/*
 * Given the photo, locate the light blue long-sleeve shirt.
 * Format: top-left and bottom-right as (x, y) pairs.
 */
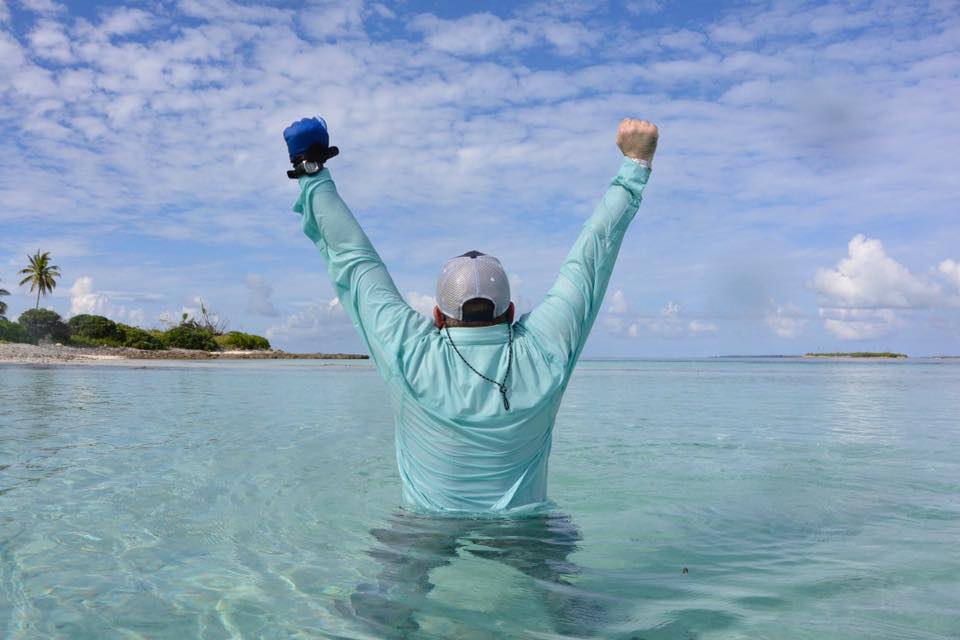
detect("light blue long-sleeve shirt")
(294, 159), (650, 513)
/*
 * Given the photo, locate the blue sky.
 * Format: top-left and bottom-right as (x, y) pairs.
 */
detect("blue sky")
(1, 0), (958, 356)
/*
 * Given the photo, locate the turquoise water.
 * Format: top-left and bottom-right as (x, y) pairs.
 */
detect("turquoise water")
(1, 358), (959, 639)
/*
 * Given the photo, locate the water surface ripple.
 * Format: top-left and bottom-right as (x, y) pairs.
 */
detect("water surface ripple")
(1, 358), (958, 638)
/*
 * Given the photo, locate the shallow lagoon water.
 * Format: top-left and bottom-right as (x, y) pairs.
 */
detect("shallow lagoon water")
(1, 358), (959, 639)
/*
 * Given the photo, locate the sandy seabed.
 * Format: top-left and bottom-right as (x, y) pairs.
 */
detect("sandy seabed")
(0, 342), (367, 365)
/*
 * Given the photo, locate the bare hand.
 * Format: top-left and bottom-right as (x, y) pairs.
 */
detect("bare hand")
(617, 118), (659, 164)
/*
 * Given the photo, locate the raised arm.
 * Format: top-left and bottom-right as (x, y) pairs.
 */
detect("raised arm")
(285, 119), (432, 375)
(520, 119), (658, 375)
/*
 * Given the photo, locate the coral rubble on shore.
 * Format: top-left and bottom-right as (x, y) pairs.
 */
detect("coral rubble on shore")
(0, 342), (367, 364)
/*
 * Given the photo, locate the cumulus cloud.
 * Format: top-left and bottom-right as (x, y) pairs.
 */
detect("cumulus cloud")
(820, 308), (900, 341)
(812, 235), (941, 309)
(606, 289), (628, 314)
(245, 274), (279, 317)
(69, 276), (146, 325)
(811, 235), (960, 339)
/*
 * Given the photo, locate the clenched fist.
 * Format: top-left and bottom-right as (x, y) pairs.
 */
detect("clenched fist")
(617, 118), (659, 164)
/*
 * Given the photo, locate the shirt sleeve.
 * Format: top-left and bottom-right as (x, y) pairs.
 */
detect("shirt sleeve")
(519, 158), (651, 376)
(293, 169), (433, 377)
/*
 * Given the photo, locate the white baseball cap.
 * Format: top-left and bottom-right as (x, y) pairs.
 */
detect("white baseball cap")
(436, 251), (511, 321)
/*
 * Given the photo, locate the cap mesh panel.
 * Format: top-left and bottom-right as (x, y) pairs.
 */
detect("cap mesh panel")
(436, 255), (510, 320)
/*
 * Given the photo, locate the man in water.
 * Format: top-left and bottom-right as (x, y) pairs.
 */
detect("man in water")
(284, 117), (658, 514)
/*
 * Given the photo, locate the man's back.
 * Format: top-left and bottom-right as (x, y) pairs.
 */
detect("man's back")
(288, 118), (657, 513)
(395, 322), (566, 511)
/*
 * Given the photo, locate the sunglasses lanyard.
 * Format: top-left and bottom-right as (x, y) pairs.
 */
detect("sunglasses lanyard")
(444, 324), (513, 411)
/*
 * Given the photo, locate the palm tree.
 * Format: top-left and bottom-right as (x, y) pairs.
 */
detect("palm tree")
(18, 251), (62, 309)
(0, 279), (9, 318)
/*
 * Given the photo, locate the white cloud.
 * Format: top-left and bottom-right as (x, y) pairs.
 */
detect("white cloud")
(265, 296), (354, 343)
(405, 291), (436, 318)
(100, 8), (156, 36)
(507, 272), (532, 317)
(626, 0), (663, 15)
(765, 301), (808, 339)
(606, 289), (628, 314)
(599, 289), (630, 335)
(1, 1), (958, 354)
(69, 276), (146, 325)
(410, 12), (532, 56)
(0, 1), (10, 23)
(70, 276), (108, 316)
(0, 31), (25, 69)
(409, 10), (597, 56)
(17, 0), (64, 15)
(642, 302), (718, 337)
(820, 307), (900, 341)
(176, 0), (289, 23)
(298, 0), (365, 39)
(606, 297), (718, 339)
(812, 235), (942, 309)
(659, 29), (705, 51)
(708, 22), (755, 44)
(27, 19), (72, 63)
(244, 274), (279, 317)
(939, 259), (960, 290)
(637, 301), (718, 337)
(810, 236), (959, 339)
(687, 320), (718, 335)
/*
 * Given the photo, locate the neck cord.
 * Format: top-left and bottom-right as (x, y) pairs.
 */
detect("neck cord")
(444, 323), (513, 411)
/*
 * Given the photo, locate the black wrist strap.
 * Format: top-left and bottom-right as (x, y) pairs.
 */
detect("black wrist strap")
(286, 145), (340, 179)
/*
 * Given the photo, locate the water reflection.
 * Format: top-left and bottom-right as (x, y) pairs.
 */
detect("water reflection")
(341, 509), (605, 638)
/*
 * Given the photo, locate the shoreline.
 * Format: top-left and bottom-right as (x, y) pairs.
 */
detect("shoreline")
(0, 343), (368, 365)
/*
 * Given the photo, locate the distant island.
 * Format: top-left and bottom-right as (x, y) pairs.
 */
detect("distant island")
(804, 352), (907, 359)
(1, 307), (369, 362)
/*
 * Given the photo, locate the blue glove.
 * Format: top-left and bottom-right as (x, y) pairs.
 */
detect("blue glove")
(283, 117), (339, 178)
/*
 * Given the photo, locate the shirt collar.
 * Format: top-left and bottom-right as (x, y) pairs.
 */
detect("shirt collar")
(443, 323), (511, 345)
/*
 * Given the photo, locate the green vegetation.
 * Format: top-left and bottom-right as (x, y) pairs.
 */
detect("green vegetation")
(18, 308), (70, 343)
(216, 331), (271, 351)
(161, 322), (220, 351)
(0, 318), (30, 343)
(1, 255), (271, 352)
(804, 352), (907, 358)
(0, 311), (271, 351)
(117, 324), (164, 350)
(18, 251), (61, 309)
(0, 278), (9, 318)
(65, 319), (165, 350)
(68, 314), (122, 342)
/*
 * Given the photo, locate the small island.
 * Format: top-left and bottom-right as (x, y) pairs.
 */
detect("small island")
(1, 305), (368, 364)
(804, 352), (907, 359)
